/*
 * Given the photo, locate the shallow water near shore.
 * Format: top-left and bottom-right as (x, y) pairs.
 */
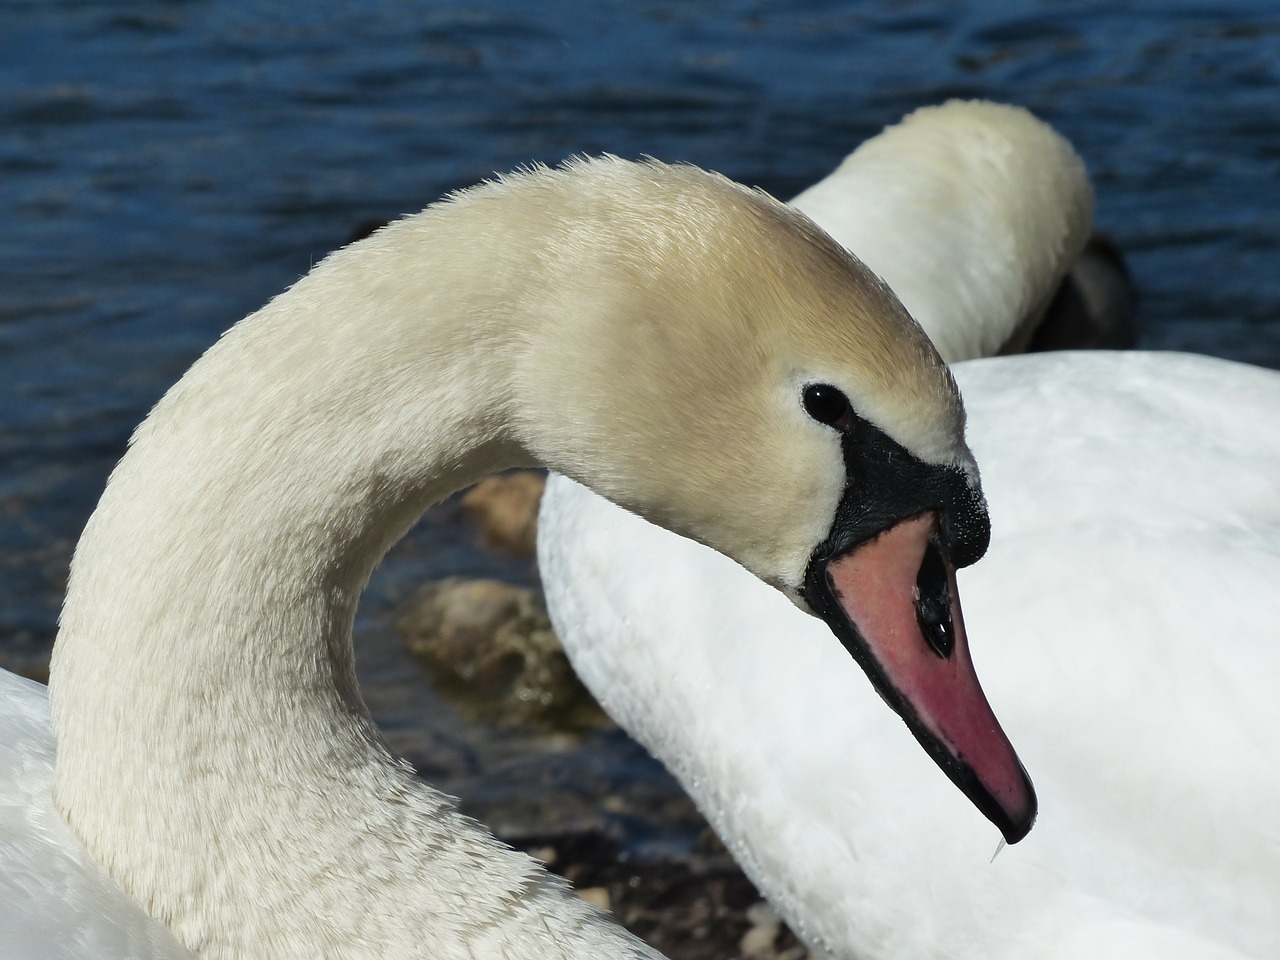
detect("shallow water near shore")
(2, 0), (1279, 940)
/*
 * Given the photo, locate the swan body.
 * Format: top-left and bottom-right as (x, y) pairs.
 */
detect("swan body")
(0, 669), (193, 959)
(539, 105), (1280, 958)
(3, 155), (1027, 958)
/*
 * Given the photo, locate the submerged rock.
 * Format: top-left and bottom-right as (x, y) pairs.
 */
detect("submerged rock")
(461, 470), (547, 557)
(397, 576), (606, 729)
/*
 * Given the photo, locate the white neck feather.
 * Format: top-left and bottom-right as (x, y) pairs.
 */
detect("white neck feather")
(49, 169), (663, 960)
(791, 101), (1092, 362)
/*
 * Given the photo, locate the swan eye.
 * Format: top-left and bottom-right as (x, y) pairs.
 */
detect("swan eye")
(802, 383), (853, 430)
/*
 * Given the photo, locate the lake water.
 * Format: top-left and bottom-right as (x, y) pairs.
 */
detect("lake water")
(2, 0), (1279, 853)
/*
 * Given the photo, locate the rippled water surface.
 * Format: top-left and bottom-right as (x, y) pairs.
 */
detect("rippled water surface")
(3, 0), (1279, 847)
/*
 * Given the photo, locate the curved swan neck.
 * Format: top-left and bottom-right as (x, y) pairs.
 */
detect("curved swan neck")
(45, 156), (962, 960)
(48, 166), (665, 960)
(55, 208), (532, 727)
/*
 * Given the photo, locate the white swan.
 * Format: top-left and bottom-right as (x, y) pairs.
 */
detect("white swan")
(0, 156), (1034, 959)
(539, 110), (1280, 957)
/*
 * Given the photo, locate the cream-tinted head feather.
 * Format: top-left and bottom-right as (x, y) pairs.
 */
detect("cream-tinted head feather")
(496, 157), (968, 593)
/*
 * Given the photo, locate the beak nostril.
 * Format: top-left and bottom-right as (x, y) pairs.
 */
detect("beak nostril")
(915, 541), (955, 659)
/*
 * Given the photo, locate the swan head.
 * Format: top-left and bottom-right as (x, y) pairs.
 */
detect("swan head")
(514, 157), (1035, 842)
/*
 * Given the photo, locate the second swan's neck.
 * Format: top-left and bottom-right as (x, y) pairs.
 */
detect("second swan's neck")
(49, 172), (659, 960)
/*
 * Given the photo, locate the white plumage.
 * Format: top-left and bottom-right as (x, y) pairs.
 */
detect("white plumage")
(540, 103), (1280, 959)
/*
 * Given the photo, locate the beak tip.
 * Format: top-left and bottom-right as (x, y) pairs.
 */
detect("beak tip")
(808, 513), (1039, 846)
(987, 764), (1038, 845)
(1000, 808), (1036, 845)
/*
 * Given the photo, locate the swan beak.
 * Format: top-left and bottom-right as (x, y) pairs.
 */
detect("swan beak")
(811, 512), (1037, 843)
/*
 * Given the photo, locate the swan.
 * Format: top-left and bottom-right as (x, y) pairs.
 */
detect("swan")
(539, 112), (1280, 957)
(0, 156), (1035, 959)
(784, 100), (1093, 362)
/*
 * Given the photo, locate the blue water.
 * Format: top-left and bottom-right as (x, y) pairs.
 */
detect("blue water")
(3, 0), (1279, 842)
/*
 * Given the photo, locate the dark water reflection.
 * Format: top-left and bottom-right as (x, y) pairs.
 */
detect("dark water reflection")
(2, 0), (1278, 850)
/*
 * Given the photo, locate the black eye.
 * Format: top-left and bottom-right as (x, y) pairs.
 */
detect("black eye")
(802, 383), (853, 430)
